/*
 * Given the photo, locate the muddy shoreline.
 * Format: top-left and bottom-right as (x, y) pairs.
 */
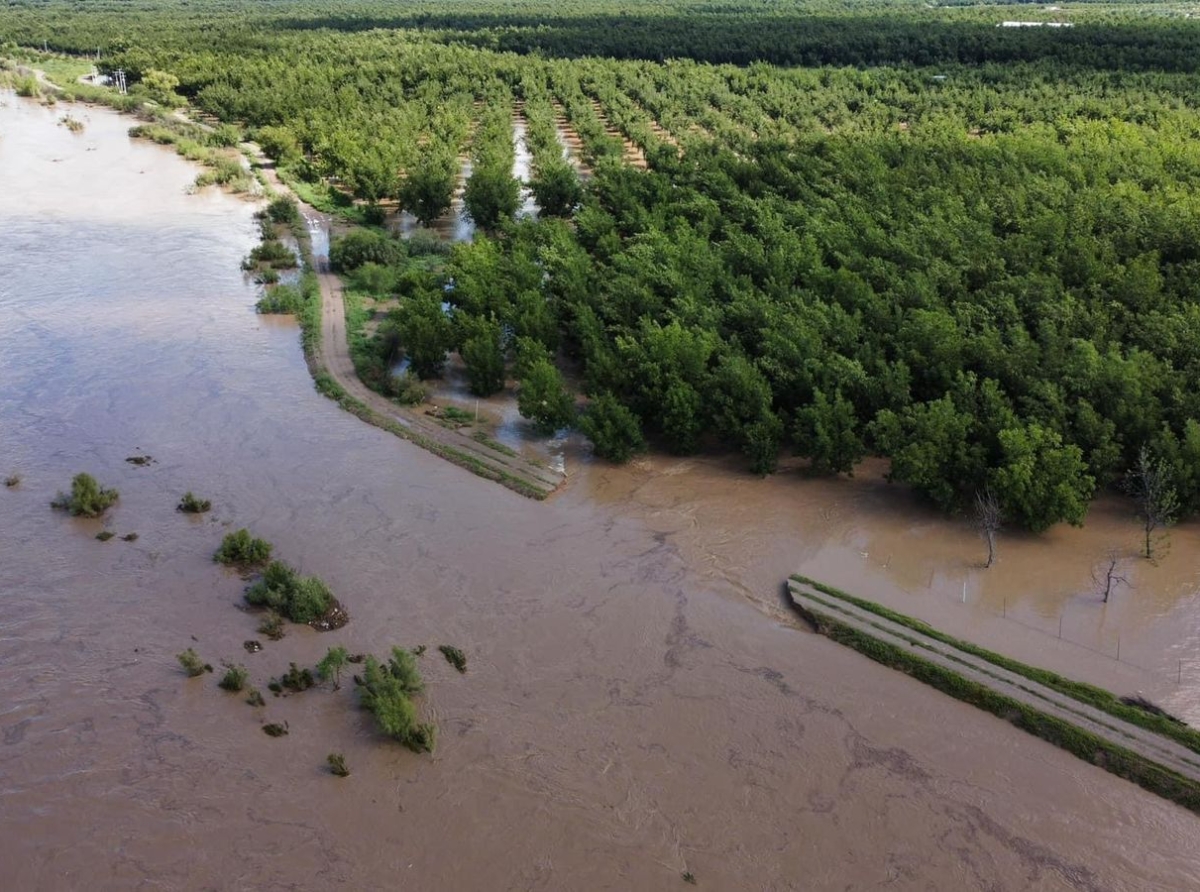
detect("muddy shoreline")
(2, 92), (1200, 890)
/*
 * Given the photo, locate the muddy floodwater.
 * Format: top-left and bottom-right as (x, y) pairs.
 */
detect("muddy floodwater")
(3, 95), (1200, 891)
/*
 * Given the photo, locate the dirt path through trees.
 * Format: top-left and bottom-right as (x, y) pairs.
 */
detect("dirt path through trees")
(311, 256), (565, 496)
(249, 147), (565, 498)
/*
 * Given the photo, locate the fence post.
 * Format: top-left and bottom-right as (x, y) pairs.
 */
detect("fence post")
(1116, 635), (1121, 662)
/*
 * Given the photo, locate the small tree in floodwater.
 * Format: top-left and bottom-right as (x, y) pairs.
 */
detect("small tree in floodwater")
(1094, 549), (1130, 604)
(51, 473), (119, 517)
(1124, 445), (1179, 561)
(317, 645), (350, 690)
(973, 486), (1002, 569)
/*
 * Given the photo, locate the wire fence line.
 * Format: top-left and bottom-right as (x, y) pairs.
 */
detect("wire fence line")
(929, 578), (1197, 690)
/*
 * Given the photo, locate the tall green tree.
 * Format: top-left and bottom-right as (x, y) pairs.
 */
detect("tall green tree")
(1124, 445), (1179, 560)
(532, 160), (583, 218)
(463, 163), (520, 231)
(661, 379), (704, 455)
(580, 392), (645, 463)
(870, 397), (983, 514)
(391, 291), (454, 380)
(459, 316), (506, 397)
(399, 155), (456, 227)
(992, 423), (1095, 533)
(793, 388), (864, 476)
(708, 353), (782, 475)
(518, 359), (575, 434)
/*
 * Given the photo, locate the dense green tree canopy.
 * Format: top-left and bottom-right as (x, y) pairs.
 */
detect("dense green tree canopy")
(11, 0), (1200, 528)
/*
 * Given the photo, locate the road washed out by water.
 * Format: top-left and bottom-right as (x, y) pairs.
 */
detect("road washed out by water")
(2, 94), (1199, 890)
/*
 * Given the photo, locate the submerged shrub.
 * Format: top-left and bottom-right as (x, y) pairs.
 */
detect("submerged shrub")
(177, 648), (209, 677)
(245, 688), (265, 707)
(218, 663), (249, 692)
(580, 393), (646, 464)
(195, 156), (248, 189)
(177, 491), (212, 513)
(273, 662), (315, 693)
(327, 753), (350, 777)
(408, 722), (437, 753)
(257, 611), (285, 641)
(95, 530), (115, 542)
(360, 659), (417, 734)
(256, 284), (304, 314)
(438, 645), (467, 673)
(52, 472), (119, 517)
(265, 196), (302, 228)
(387, 646), (424, 695)
(358, 649), (434, 753)
(262, 722), (288, 737)
(244, 561), (337, 625)
(242, 239), (297, 270)
(387, 370), (428, 406)
(330, 228), (402, 272)
(213, 529), (272, 567)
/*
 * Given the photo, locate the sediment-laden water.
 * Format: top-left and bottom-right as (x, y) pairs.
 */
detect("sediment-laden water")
(2, 94), (1199, 890)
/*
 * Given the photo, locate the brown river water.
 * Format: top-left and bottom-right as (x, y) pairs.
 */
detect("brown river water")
(2, 95), (1199, 891)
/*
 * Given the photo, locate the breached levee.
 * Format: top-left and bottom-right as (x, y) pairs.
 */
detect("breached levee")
(787, 575), (1200, 815)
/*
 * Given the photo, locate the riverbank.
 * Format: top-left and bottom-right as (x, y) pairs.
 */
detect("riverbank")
(9, 53), (568, 501)
(241, 150), (566, 499)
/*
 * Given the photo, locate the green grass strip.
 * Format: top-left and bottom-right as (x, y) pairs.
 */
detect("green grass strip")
(274, 166), (374, 226)
(471, 430), (519, 457)
(790, 575), (1200, 756)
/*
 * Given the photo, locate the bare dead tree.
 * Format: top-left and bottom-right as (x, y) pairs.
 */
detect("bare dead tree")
(1124, 445), (1179, 560)
(973, 486), (1002, 569)
(1093, 549), (1130, 603)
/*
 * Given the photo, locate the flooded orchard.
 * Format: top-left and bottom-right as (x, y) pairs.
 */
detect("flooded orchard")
(2, 95), (1199, 890)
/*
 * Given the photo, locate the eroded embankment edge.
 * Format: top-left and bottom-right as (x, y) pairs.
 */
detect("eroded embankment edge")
(786, 576), (1200, 816)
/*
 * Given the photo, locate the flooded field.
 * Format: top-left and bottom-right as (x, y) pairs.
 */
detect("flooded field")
(512, 112), (538, 220)
(2, 94), (1199, 890)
